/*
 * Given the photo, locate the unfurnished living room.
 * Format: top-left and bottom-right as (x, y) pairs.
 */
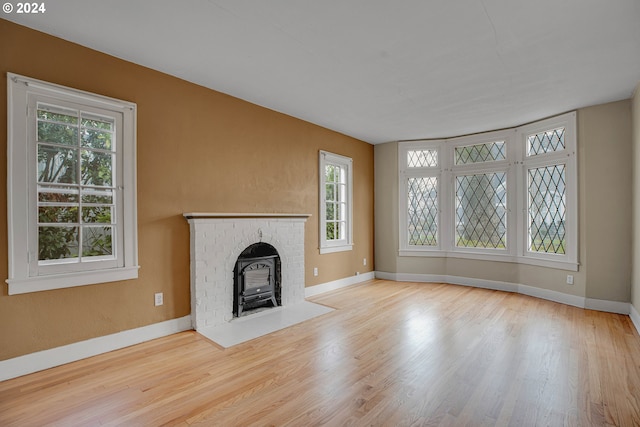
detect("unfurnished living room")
(1, 1), (640, 426)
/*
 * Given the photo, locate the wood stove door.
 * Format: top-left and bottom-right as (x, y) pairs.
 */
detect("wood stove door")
(242, 263), (272, 297)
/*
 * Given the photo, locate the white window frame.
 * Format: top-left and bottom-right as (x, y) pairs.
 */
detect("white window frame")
(398, 112), (578, 271)
(447, 130), (516, 257)
(319, 150), (353, 254)
(517, 113), (578, 268)
(399, 141), (443, 251)
(6, 73), (139, 294)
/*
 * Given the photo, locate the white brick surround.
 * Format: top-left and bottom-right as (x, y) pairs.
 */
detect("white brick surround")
(184, 213), (310, 330)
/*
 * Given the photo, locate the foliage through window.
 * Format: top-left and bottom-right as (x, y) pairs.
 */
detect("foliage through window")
(7, 73), (138, 294)
(455, 172), (507, 249)
(407, 176), (438, 246)
(37, 104), (116, 262)
(319, 151), (353, 254)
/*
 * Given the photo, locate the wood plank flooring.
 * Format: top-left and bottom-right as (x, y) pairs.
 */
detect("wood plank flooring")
(1, 279), (640, 426)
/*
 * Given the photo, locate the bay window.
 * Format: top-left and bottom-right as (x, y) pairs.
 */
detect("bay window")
(399, 112), (577, 270)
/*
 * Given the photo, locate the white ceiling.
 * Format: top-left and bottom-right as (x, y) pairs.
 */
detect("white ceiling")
(5, 0), (640, 144)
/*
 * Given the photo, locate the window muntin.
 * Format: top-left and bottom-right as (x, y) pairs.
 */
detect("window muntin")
(407, 149), (438, 168)
(7, 73), (138, 294)
(454, 141), (506, 165)
(527, 164), (566, 254)
(398, 112), (577, 270)
(527, 127), (565, 156)
(37, 103), (117, 264)
(455, 172), (507, 249)
(407, 176), (438, 246)
(324, 163), (347, 242)
(319, 151), (353, 254)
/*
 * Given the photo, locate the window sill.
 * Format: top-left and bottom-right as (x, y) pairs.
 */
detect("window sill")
(398, 249), (578, 271)
(320, 244), (354, 254)
(6, 266), (140, 295)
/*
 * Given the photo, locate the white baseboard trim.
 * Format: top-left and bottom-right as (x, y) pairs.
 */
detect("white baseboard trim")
(305, 272), (375, 298)
(518, 283), (586, 309)
(585, 298), (630, 315)
(449, 275), (518, 293)
(0, 315), (192, 382)
(630, 305), (640, 336)
(375, 271), (631, 315)
(375, 271), (448, 284)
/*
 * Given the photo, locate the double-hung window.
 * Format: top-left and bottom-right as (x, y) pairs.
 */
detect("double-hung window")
(7, 73), (138, 294)
(319, 151), (353, 254)
(399, 112), (577, 270)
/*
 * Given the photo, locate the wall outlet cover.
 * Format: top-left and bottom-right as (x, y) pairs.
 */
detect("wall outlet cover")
(154, 292), (164, 306)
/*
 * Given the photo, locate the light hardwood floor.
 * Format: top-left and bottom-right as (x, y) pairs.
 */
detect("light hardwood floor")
(1, 279), (640, 426)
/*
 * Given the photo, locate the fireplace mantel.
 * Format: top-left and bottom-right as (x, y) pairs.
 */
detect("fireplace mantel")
(184, 212), (311, 220)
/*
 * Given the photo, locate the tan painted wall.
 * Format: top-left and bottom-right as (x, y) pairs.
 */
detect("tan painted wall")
(580, 100), (632, 301)
(375, 100), (632, 302)
(632, 84), (640, 311)
(0, 20), (374, 360)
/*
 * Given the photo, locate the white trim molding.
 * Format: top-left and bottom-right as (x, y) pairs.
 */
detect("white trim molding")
(305, 272), (375, 298)
(319, 151), (354, 254)
(6, 73), (139, 295)
(375, 271), (630, 315)
(630, 304), (640, 336)
(0, 315), (192, 382)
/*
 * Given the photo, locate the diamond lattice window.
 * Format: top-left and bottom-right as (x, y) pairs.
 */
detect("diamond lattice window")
(528, 165), (566, 254)
(455, 173), (507, 249)
(455, 141), (506, 165)
(527, 127), (565, 156)
(407, 177), (438, 246)
(408, 149), (438, 168)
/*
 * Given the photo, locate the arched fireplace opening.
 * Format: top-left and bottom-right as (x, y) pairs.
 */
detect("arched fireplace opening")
(233, 242), (281, 317)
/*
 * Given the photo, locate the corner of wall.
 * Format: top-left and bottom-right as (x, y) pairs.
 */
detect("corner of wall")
(632, 82), (640, 312)
(631, 304), (640, 337)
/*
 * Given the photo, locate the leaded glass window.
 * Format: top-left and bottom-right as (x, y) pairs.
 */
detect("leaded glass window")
(455, 173), (507, 249)
(454, 141), (506, 165)
(398, 112), (576, 269)
(528, 165), (566, 254)
(407, 177), (438, 246)
(407, 149), (438, 168)
(527, 127), (565, 156)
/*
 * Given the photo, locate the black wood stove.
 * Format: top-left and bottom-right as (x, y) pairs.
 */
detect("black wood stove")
(233, 243), (281, 317)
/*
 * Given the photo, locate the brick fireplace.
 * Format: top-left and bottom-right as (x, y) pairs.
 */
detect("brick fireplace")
(184, 213), (310, 331)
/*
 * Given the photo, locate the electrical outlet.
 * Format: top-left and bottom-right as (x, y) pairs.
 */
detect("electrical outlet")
(363, 258), (367, 266)
(154, 292), (164, 306)
(566, 275), (574, 285)
(313, 267), (318, 277)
